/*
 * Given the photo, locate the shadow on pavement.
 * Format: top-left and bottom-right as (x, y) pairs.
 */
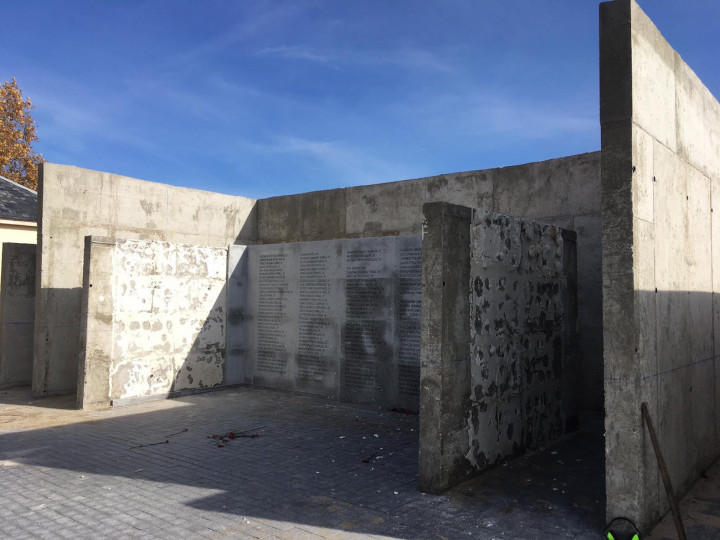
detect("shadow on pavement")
(0, 387), (605, 539)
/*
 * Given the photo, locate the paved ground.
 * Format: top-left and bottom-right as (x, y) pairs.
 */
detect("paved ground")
(649, 461), (720, 540)
(1, 386), (605, 539)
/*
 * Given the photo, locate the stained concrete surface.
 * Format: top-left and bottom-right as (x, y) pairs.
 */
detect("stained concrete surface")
(2, 386), (604, 539)
(600, 0), (720, 529)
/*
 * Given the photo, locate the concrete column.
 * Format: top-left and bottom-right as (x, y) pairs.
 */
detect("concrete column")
(418, 202), (472, 494)
(77, 236), (116, 410)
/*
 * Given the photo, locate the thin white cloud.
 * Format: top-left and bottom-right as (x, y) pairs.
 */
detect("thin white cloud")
(164, 3), (304, 70)
(257, 46), (333, 64)
(30, 81), (169, 159)
(241, 135), (408, 187)
(255, 44), (457, 74)
(399, 88), (597, 142)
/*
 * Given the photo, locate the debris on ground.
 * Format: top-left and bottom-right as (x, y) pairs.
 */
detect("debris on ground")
(390, 407), (416, 415)
(129, 428), (188, 449)
(208, 427), (264, 448)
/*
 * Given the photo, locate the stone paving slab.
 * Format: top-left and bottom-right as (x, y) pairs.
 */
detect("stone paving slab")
(1, 386), (605, 539)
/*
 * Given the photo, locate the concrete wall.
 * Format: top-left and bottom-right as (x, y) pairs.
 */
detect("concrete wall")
(0, 220), (37, 299)
(258, 152), (603, 411)
(227, 235), (421, 410)
(601, 0), (720, 531)
(78, 237), (228, 409)
(419, 203), (472, 493)
(419, 203), (577, 493)
(0, 243), (36, 388)
(33, 163), (256, 396)
(466, 212), (577, 472)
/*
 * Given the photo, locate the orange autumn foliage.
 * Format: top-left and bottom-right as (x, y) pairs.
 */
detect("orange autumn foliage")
(0, 78), (43, 190)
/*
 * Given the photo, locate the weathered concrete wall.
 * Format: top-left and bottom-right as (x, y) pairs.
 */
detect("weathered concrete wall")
(34, 163), (256, 396)
(0, 243), (36, 388)
(258, 152), (603, 411)
(0, 220), (37, 304)
(466, 212), (577, 473)
(227, 235), (421, 410)
(419, 203), (577, 493)
(78, 237), (227, 409)
(601, 0), (720, 531)
(418, 203), (472, 494)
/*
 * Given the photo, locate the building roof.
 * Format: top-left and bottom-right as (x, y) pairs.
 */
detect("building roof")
(0, 175), (38, 223)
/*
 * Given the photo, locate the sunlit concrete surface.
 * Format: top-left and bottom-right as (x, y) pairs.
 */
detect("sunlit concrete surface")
(1, 387), (604, 539)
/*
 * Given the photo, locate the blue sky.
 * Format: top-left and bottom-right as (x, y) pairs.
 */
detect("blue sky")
(3, 1), (719, 199)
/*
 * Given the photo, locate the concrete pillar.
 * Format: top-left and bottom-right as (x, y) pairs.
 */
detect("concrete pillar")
(77, 236), (116, 410)
(418, 202), (472, 494)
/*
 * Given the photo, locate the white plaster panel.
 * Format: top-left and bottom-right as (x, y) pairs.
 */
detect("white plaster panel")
(107, 239), (227, 402)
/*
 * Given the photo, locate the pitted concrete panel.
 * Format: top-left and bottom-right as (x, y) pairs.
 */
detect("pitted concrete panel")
(0, 243), (36, 388)
(78, 238), (228, 408)
(229, 235), (421, 410)
(418, 203), (576, 494)
(466, 212), (575, 472)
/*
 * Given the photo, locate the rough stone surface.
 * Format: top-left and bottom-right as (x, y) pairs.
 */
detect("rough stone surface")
(228, 235), (421, 411)
(601, 0), (720, 531)
(466, 212), (577, 473)
(0, 243), (36, 388)
(34, 164), (256, 397)
(78, 238), (228, 409)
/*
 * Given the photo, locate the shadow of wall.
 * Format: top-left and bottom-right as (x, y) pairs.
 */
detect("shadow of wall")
(0, 387), (605, 538)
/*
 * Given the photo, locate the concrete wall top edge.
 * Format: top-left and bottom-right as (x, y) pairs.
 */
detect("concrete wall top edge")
(258, 151), (601, 202)
(42, 163), (257, 204)
(43, 152), (601, 207)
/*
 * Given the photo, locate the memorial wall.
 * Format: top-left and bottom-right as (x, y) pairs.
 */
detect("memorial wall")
(227, 235), (421, 410)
